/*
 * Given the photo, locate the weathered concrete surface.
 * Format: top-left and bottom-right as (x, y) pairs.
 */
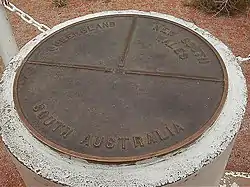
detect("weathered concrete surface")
(220, 171), (250, 187)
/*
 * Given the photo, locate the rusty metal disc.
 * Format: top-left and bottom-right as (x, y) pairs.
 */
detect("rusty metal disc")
(13, 15), (228, 163)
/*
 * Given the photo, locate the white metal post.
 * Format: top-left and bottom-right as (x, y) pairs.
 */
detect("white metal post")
(0, 1), (18, 66)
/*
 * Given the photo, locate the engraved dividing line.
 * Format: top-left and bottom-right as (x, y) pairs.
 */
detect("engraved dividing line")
(125, 70), (223, 82)
(119, 17), (137, 68)
(27, 61), (222, 82)
(28, 61), (113, 72)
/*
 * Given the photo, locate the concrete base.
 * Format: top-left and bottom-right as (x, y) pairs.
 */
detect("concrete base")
(0, 10), (247, 187)
(7, 148), (63, 187)
(170, 142), (234, 187)
(8, 141), (234, 187)
(221, 171), (250, 187)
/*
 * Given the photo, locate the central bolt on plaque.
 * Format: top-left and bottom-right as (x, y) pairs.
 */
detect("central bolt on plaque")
(14, 15), (228, 163)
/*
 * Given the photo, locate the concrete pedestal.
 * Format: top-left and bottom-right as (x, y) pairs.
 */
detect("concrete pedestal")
(0, 11), (247, 187)
(7, 141), (234, 187)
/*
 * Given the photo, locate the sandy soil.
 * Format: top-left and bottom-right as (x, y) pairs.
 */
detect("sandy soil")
(0, 0), (249, 186)
(0, 137), (25, 187)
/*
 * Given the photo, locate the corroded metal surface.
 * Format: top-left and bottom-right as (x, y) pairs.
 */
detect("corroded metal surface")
(13, 15), (228, 163)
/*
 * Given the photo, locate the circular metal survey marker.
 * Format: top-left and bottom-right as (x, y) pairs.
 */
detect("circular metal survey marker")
(14, 14), (228, 163)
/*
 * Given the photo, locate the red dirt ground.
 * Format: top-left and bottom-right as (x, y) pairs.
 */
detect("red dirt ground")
(0, 137), (25, 187)
(0, 0), (250, 186)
